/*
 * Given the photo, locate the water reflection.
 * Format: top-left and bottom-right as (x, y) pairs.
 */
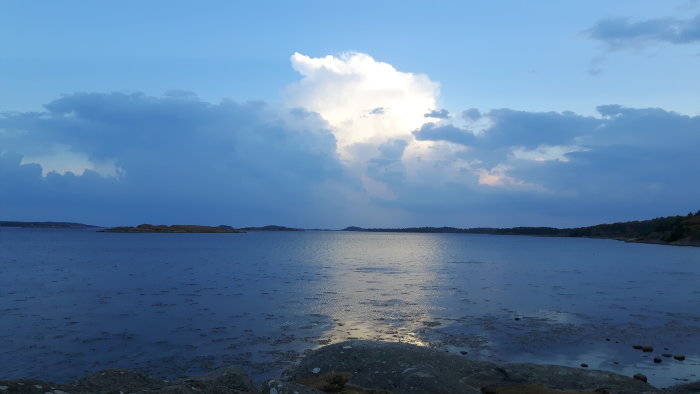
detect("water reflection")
(305, 232), (444, 347)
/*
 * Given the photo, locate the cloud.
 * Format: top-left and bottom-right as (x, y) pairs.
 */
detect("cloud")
(461, 108), (481, 121)
(411, 108), (597, 156)
(382, 104), (700, 225)
(2, 52), (699, 228)
(413, 123), (476, 146)
(587, 13), (700, 49)
(424, 109), (450, 119)
(285, 52), (439, 161)
(0, 92), (352, 226)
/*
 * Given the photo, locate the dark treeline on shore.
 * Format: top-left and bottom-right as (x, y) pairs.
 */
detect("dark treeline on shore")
(345, 210), (700, 246)
(0, 221), (98, 229)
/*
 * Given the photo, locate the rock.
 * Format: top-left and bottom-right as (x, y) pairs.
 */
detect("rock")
(580, 363), (589, 368)
(0, 379), (66, 394)
(283, 340), (490, 393)
(499, 362), (662, 393)
(161, 365), (257, 393)
(282, 340), (664, 394)
(294, 372), (377, 393)
(667, 380), (700, 393)
(263, 379), (325, 394)
(481, 382), (601, 393)
(634, 373), (648, 383)
(673, 355), (686, 361)
(62, 369), (166, 393)
(16, 366), (258, 393)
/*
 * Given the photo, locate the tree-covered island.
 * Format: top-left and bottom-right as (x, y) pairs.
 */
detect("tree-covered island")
(98, 224), (245, 233)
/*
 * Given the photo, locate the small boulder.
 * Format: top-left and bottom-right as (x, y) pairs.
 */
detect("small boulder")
(633, 373), (648, 383)
(263, 379), (325, 394)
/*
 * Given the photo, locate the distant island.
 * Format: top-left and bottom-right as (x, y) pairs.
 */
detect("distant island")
(344, 210), (700, 246)
(99, 224), (245, 233)
(240, 225), (303, 231)
(0, 221), (98, 229)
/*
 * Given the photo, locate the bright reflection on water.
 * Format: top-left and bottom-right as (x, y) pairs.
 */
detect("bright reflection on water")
(1, 228), (699, 388)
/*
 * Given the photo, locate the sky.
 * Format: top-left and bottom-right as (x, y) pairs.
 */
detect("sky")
(1, 0), (699, 228)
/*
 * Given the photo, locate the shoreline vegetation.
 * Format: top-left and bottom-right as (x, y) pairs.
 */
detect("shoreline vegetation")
(0, 221), (98, 229)
(98, 224), (245, 233)
(2, 210), (699, 245)
(343, 210), (700, 247)
(96, 224), (305, 233)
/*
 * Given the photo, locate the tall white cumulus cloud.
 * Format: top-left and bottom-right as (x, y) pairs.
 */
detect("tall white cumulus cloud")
(286, 52), (440, 161)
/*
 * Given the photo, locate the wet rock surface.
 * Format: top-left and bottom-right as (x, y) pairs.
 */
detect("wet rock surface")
(282, 340), (667, 394)
(1, 341), (698, 393)
(0, 366), (256, 393)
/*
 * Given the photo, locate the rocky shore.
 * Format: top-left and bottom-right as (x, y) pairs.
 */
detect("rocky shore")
(2, 341), (699, 393)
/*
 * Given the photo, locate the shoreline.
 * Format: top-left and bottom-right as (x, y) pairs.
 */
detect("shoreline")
(2, 340), (696, 393)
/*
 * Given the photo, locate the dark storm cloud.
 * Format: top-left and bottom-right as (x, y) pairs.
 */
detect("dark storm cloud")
(398, 105), (700, 225)
(0, 92), (346, 226)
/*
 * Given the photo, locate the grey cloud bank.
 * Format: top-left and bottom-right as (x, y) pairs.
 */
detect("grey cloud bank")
(1, 92), (699, 228)
(1, 93), (350, 227)
(405, 105), (700, 224)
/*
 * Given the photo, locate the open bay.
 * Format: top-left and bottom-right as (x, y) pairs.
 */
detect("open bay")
(1, 228), (699, 388)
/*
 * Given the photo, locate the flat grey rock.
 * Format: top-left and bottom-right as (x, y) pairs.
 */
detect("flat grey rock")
(282, 340), (666, 394)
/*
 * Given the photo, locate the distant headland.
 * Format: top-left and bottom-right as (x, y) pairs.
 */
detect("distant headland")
(240, 225), (303, 231)
(98, 224), (305, 233)
(98, 224), (245, 233)
(0, 221), (98, 229)
(344, 210), (700, 246)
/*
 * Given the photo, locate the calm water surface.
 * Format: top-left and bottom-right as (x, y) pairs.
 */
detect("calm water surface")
(1, 228), (699, 387)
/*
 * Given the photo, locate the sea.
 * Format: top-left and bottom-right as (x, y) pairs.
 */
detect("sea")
(1, 227), (699, 388)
